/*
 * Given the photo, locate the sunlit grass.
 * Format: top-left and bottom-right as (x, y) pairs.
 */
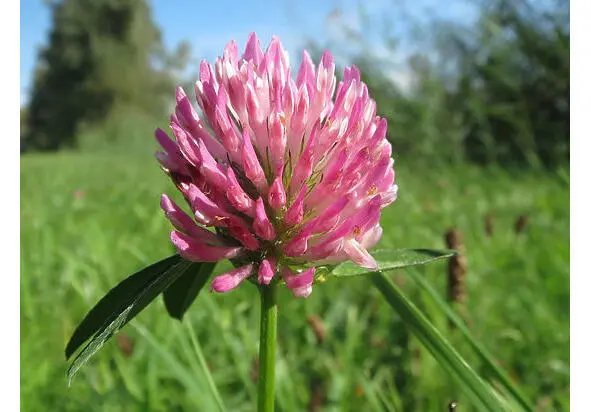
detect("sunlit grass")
(21, 153), (569, 411)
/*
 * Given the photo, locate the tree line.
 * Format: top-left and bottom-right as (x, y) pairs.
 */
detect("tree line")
(22, 0), (569, 169)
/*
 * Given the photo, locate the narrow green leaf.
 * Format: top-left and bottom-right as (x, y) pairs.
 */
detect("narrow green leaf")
(65, 254), (181, 359)
(186, 318), (228, 411)
(67, 306), (133, 387)
(371, 272), (509, 412)
(163, 261), (217, 321)
(405, 267), (534, 411)
(316, 249), (455, 281)
(66, 258), (197, 385)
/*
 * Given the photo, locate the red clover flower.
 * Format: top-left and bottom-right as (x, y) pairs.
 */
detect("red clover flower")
(156, 33), (397, 298)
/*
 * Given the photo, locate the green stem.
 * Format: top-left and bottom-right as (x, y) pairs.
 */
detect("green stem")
(258, 282), (278, 412)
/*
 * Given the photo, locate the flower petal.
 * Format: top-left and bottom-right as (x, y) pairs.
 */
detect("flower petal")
(225, 167), (256, 216)
(160, 194), (223, 245)
(268, 164), (287, 210)
(282, 267), (315, 298)
(170, 230), (242, 262)
(342, 238), (377, 269)
(253, 197), (276, 240)
(211, 264), (254, 293)
(258, 258), (277, 285)
(284, 183), (307, 226)
(241, 130), (268, 193)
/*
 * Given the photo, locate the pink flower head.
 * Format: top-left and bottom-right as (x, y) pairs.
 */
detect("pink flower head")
(156, 33), (397, 297)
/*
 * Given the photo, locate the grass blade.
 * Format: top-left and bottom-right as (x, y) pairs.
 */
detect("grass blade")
(406, 267), (534, 411)
(186, 318), (228, 412)
(371, 271), (509, 412)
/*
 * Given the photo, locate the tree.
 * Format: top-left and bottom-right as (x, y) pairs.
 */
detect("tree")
(311, 0), (569, 168)
(23, 0), (185, 151)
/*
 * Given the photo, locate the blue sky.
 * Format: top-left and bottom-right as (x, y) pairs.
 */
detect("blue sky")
(20, 0), (477, 105)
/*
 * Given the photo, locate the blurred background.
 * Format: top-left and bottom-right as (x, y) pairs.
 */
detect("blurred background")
(20, 0), (569, 411)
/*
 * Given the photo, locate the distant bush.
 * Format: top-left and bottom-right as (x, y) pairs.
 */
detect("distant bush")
(312, 0), (569, 169)
(76, 104), (168, 155)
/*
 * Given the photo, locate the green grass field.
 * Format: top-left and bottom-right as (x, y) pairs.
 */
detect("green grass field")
(20, 153), (569, 411)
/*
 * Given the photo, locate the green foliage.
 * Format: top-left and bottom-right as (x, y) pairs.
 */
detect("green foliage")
(21, 153), (569, 411)
(371, 272), (509, 411)
(20, 108), (29, 152)
(23, 0), (186, 151)
(65, 254), (182, 360)
(75, 104), (168, 155)
(163, 262), (217, 321)
(66, 256), (205, 385)
(436, 0), (569, 167)
(327, 250), (534, 410)
(313, 0), (569, 168)
(404, 266), (534, 411)
(318, 249), (456, 281)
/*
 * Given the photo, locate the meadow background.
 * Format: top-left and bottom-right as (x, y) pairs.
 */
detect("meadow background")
(20, 0), (569, 410)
